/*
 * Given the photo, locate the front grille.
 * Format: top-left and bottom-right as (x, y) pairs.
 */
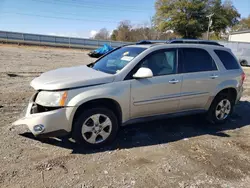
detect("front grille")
(30, 103), (62, 114)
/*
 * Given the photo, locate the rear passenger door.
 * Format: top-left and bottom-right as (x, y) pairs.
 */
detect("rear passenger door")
(178, 48), (220, 111)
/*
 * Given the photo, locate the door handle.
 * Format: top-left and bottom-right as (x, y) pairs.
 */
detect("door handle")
(169, 79), (179, 84)
(209, 74), (219, 79)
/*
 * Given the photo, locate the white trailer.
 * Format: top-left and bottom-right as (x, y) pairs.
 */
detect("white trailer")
(229, 30), (250, 43)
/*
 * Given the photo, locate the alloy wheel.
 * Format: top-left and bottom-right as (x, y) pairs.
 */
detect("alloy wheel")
(215, 99), (231, 121)
(81, 114), (112, 144)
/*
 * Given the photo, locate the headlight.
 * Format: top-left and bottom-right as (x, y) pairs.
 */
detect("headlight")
(35, 91), (68, 107)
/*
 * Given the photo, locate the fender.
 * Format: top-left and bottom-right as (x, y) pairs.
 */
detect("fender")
(65, 81), (131, 127)
(205, 79), (239, 110)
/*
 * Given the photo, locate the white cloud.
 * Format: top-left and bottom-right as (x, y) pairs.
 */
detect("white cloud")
(48, 32), (63, 36)
(47, 32), (89, 38)
(90, 30), (98, 38)
(109, 29), (114, 37)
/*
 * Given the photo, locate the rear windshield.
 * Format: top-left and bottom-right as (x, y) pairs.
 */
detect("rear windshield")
(92, 47), (146, 74)
(214, 50), (240, 70)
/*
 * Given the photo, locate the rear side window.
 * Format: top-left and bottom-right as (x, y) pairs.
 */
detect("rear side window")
(214, 50), (240, 70)
(179, 48), (217, 73)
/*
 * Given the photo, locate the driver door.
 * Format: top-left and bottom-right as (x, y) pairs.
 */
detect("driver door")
(129, 49), (182, 119)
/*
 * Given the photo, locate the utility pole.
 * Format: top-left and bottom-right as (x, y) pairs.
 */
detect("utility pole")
(207, 13), (214, 40)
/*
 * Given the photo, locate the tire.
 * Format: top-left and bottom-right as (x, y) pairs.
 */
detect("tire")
(206, 93), (234, 124)
(72, 107), (119, 148)
(240, 60), (248, 67)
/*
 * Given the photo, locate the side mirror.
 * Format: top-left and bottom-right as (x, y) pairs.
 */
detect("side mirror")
(133, 67), (153, 79)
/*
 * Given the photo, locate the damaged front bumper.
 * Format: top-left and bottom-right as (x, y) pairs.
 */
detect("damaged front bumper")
(13, 93), (75, 138)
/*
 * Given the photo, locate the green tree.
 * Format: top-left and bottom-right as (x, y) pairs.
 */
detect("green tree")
(154, 0), (240, 39)
(154, 0), (208, 38)
(208, 0), (240, 36)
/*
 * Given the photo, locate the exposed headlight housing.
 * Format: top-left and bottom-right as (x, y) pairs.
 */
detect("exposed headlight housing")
(35, 91), (68, 107)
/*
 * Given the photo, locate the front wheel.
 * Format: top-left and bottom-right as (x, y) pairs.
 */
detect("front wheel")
(72, 107), (119, 148)
(207, 94), (234, 124)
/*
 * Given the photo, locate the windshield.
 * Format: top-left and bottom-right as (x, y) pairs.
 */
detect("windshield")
(92, 47), (146, 74)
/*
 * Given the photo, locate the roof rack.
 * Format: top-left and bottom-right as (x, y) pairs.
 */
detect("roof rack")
(168, 39), (223, 46)
(136, 40), (165, 45)
(136, 39), (223, 46)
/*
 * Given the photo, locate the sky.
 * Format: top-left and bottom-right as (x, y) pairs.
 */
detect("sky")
(0, 0), (249, 38)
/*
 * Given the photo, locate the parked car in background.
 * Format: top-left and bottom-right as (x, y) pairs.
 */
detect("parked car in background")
(13, 40), (245, 148)
(239, 56), (250, 66)
(232, 48), (250, 66)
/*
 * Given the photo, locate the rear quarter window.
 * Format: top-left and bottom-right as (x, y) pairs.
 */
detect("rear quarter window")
(214, 50), (240, 70)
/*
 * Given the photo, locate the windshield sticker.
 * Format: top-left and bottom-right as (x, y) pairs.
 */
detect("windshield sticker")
(123, 51), (129, 56)
(121, 56), (134, 61)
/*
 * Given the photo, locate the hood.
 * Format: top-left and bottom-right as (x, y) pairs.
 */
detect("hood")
(31, 65), (115, 90)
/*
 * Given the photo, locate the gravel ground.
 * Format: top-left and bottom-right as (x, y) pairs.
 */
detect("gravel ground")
(1, 44), (250, 188)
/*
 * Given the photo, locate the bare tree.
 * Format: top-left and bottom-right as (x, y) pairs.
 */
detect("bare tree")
(116, 20), (133, 41)
(110, 19), (179, 42)
(94, 28), (110, 40)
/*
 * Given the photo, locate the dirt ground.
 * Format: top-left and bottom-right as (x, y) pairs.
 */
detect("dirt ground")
(1, 44), (250, 188)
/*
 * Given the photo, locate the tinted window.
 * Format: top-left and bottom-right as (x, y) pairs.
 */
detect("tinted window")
(214, 50), (240, 70)
(140, 49), (177, 76)
(92, 47), (146, 74)
(179, 48), (217, 73)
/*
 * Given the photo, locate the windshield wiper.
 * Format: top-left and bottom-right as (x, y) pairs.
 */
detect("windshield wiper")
(87, 62), (95, 68)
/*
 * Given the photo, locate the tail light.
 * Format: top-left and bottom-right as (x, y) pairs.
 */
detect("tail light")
(241, 72), (246, 85)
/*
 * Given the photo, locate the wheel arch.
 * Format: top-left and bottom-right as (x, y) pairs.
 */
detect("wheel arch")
(71, 98), (123, 130)
(206, 87), (238, 110)
(215, 88), (237, 101)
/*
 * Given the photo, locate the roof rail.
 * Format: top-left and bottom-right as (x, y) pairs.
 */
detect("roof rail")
(136, 40), (166, 45)
(167, 39), (223, 46)
(135, 39), (224, 47)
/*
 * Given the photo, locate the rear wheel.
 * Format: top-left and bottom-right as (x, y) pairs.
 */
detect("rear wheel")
(72, 107), (119, 148)
(207, 94), (234, 124)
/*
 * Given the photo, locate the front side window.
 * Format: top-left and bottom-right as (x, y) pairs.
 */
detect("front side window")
(179, 48), (217, 73)
(140, 49), (177, 76)
(92, 47), (146, 74)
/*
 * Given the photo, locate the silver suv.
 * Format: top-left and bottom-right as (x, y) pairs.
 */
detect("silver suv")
(14, 40), (245, 148)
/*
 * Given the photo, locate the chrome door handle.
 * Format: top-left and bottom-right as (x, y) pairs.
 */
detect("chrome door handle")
(210, 74), (219, 79)
(169, 79), (179, 84)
